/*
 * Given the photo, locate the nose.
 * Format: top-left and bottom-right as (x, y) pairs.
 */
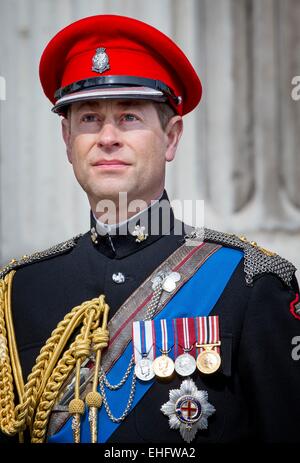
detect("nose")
(96, 122), (122, 151)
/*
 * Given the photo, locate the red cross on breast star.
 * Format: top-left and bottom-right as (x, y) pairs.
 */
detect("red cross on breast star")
(180, 400), (198, 419)
(162, 379), (215, 442)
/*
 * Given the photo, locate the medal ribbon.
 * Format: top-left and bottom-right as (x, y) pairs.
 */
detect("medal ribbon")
(154, 318), (174, 358)
(173, 317), (196, 358)
(196, 315), (220, 355)
(132, 320), (155, 363)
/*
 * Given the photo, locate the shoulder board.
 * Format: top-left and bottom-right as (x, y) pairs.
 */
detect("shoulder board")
(0, 234), (82, 280)
(185, 228), (296, 288)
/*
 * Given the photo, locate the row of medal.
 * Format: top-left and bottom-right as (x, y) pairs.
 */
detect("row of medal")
(132, 315), (221, 381)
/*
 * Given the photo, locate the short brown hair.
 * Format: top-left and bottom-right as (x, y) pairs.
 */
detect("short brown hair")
(154, 102), (177, 130)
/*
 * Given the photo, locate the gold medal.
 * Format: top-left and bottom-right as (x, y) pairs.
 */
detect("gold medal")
(152, 318), (175, 379)
(196, 346), (221, 374)
(152, 354), (175, 379)
(195, 316), (222, 375)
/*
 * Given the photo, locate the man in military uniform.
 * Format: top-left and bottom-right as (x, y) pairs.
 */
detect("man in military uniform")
(0, 14), (300, 444)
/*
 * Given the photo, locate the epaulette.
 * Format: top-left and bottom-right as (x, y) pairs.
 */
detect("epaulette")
(0, 234), (82, 280)
(186, 228), (296, 288)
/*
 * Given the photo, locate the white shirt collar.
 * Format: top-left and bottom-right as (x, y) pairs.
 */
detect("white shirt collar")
(93, 191), (164, 236)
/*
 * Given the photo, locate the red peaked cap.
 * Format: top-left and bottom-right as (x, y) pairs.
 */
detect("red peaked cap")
(39, 14), (202, 116)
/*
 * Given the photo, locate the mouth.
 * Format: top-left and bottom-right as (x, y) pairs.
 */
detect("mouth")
(92, 159), (131, 169)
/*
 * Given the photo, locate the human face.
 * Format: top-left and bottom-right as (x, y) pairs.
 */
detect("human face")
(62, 99), (182, 214)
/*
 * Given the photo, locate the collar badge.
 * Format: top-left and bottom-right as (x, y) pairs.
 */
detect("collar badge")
(92, 47), (110, 73)
(131, 225), (148, 243)
(90, 227), (99, 244)
(161, 378), (215, 443)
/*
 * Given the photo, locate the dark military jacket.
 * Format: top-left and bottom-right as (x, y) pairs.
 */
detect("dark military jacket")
(1, 194), (299, 444)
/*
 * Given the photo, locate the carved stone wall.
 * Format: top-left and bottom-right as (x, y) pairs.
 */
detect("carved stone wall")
(0, 0), (299, 272)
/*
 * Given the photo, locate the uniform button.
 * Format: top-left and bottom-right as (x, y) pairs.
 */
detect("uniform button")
(112, 272), (126, 284)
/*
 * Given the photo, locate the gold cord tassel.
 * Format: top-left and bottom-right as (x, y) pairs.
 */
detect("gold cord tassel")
(68, 356), (85, 443)
(68, 308), (96, 443)
(86, 298), (110, 443)
(86, 391), (102, 443)
(69, 397), (85, 443)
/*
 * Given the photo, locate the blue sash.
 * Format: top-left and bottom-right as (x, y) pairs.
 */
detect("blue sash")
(48, 246), (243, 443)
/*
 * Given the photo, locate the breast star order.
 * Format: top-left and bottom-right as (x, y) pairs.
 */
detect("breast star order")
(161, 378), (215, 443)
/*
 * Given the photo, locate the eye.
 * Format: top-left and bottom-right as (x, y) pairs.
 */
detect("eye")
(81, 114), (100, 123)
(121, 113), (139, 122)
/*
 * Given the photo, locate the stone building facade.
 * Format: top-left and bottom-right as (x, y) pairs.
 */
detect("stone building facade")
(0, 0), (300, 273)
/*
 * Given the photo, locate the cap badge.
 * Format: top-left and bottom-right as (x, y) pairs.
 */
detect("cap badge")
(92, 47), (110, 73)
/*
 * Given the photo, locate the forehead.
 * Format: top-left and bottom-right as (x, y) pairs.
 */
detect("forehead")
(70, 99), (155, 113)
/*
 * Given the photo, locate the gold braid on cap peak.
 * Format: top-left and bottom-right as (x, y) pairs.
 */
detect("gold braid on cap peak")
(0, 270), (110, 443)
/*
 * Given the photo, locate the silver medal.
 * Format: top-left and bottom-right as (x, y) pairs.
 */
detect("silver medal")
(175, 353), (197, 377)
(162, 278), (176, 292)
(151, 270), (181, 291)
(162, 272), (181, 293)
(134, 357), (155, 381)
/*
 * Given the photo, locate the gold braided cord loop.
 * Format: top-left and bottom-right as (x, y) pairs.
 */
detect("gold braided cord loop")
(4, 272), (24, 401)
(92, 327), (109, 351)
(87, 300), (110, 443)
(33, 302), (90, 407)
(31, 341), (79, 442)
(0, 276), (21, 436)
(0, 274), (109, 442)
(16, 301), (90, 432)
(31, 297), (108, 443)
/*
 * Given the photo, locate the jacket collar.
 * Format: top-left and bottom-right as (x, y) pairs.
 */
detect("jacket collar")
(90, 190), (176, 258)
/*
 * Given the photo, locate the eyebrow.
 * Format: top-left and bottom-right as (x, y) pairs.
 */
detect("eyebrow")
(75, 99), (146, 112)
(115, 100), (145, 109)
(75, 101), (101, 112)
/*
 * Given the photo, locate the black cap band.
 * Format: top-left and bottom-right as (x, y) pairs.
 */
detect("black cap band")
(54, 75), (180, 104)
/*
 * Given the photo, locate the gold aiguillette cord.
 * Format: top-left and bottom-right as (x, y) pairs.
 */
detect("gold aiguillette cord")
(68, 298), (109, 443)
(68, 309), (95, 443)
(85, 301), (110, 443)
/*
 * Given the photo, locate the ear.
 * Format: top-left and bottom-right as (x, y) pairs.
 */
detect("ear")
(164, 116), (183, 162)
(61, 117), (72, 164)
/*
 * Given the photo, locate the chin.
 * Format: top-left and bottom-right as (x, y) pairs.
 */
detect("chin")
(91, 186), (130, 202)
